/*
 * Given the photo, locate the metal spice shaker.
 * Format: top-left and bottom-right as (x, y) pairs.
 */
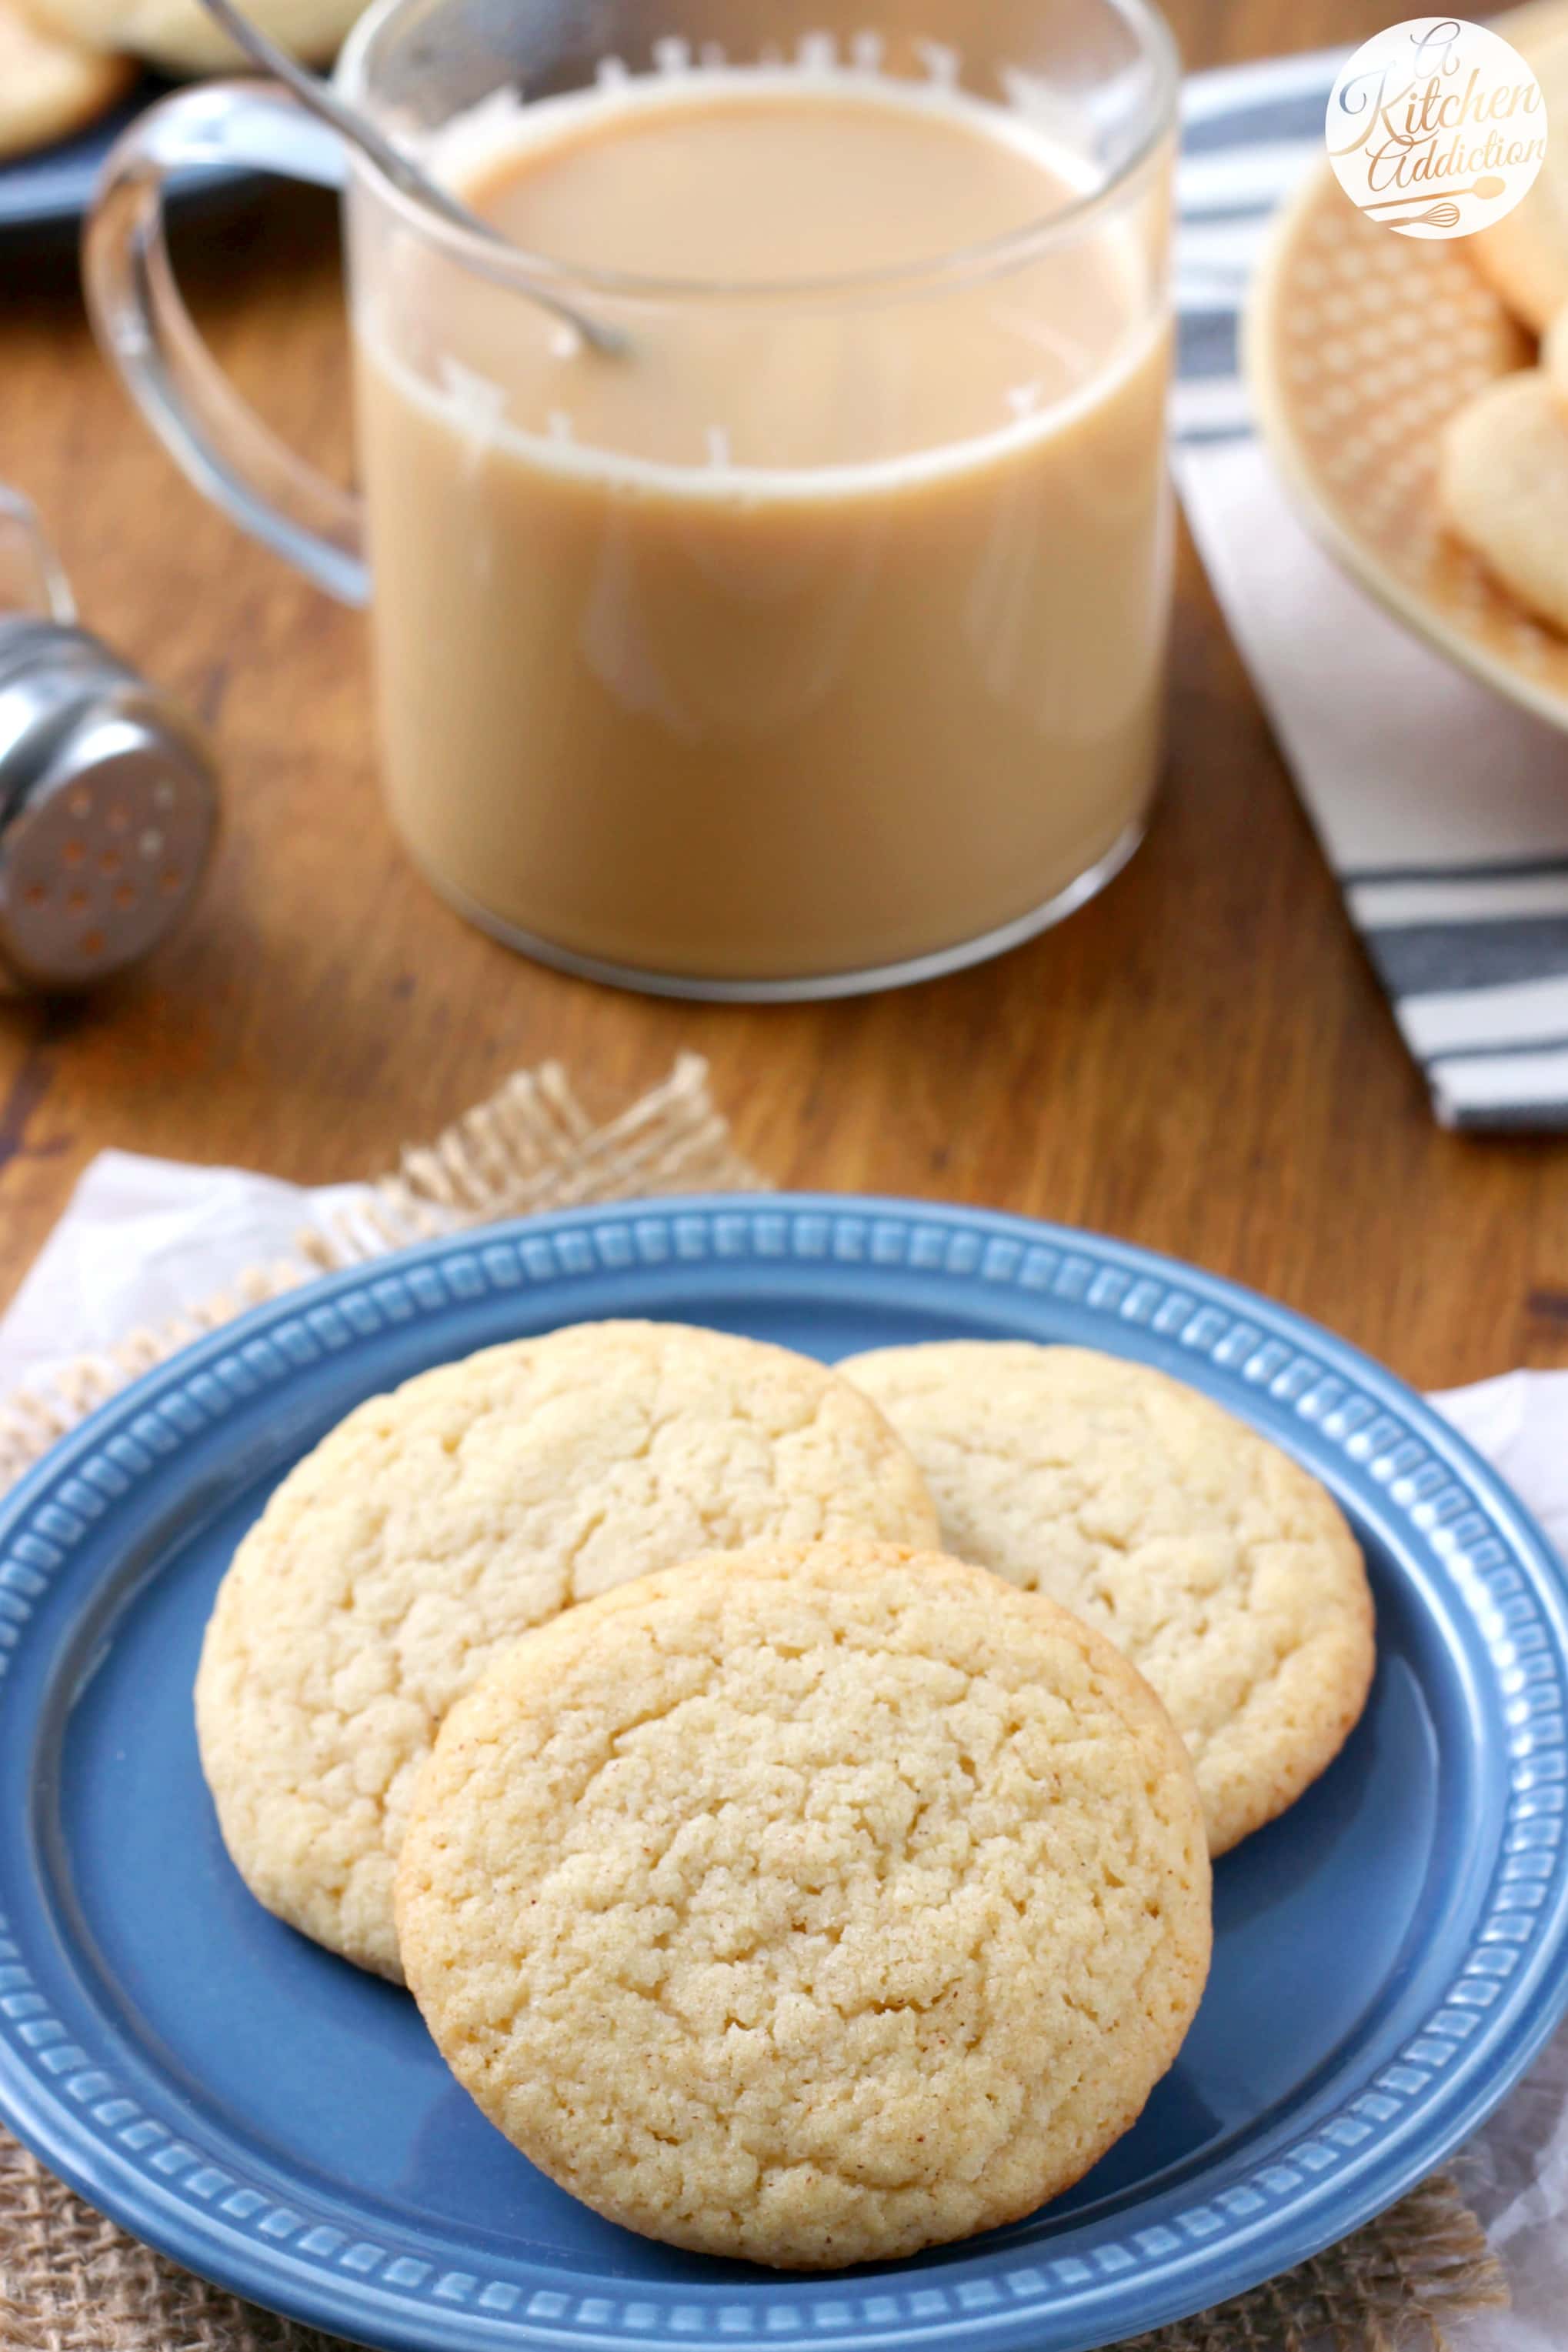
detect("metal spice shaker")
(0, 486), (218, 993)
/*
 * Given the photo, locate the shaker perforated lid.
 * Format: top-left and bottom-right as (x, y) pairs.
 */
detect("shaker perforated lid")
(0, 617), (219, 993)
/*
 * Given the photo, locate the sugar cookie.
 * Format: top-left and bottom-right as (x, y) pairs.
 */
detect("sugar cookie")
(1466, 5), (1568, 329)
(397, 1542), (1212, 2270)
(0, 2), (129, 162)
(195, 1322), (938, 1980)
(841, 1343), (1375, 1856)
(1440, 368), (1568, 634)
(25, 0), (368, 75)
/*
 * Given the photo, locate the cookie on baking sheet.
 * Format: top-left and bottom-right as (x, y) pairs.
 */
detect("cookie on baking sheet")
(396, 1541), (1212, 2271)
(0, 2), (130, 162)
(839, 1343), (1375, 1857)
(195, 1321), (937, 1983)
(24, 0), (369, 75)
(1440, 368), (1568, 634)
(1467, 5), (1568, 329)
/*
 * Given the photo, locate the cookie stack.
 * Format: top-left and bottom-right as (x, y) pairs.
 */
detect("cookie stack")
(195, 1319), (1374, 2270)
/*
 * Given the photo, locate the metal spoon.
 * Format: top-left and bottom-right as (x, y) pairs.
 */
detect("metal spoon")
(197, 0), (629, 357)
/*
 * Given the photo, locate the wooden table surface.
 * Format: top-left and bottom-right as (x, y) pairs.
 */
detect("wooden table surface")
(2, 0), (1563, 1398)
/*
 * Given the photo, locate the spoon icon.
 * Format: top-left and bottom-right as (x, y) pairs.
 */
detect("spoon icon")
(1364, 174), (1508, 217)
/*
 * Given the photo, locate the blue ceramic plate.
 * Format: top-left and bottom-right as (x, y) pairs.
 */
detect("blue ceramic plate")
(0, 84), (155, 235)
(0, 76), (256, 236)
(0, 1196), (1563, 2352)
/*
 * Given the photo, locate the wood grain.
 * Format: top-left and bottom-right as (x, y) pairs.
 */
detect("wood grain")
(2, 0), (1565, 1396)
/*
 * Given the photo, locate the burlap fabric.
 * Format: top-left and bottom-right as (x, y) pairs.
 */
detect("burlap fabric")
(0, 1053), (759, 1490)
(0, 1054), (1508, 2350)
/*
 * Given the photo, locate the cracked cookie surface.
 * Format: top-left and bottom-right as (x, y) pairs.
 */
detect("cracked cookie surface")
(840, 1343), (1374, 1857)
(395, 1541), (1211, 2270)
(195, 1322), (937, 1980)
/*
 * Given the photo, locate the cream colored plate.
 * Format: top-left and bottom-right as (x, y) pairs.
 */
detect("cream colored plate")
(1243, 158), (1568, 729)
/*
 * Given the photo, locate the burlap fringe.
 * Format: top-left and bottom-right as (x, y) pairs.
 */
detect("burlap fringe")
(0, 1057), (1508, 2349)
(1129, 2172), (1506, 2352)
(0, 2135), (1508, 2352)
(0, 1052), (759, 1494)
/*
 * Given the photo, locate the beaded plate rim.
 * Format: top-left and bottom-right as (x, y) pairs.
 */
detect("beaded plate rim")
(1245, 155), (1568, 733)
(0, 1194), (1563, 2352)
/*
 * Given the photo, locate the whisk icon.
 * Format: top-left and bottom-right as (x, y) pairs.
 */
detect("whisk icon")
(1366, 200), (1463, 231)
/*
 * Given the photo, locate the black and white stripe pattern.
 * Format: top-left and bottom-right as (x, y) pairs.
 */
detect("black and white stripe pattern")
(1174, 52), (1342, 445)
(1176, 54), (1568, 1129)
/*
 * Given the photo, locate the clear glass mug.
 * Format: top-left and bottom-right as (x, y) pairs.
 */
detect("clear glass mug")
(85, 0), (1178, 1000)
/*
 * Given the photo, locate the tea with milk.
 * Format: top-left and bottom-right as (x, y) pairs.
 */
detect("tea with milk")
(352, 69), (1171, 982)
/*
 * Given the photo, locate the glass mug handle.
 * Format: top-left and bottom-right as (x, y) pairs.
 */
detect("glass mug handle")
(83, 81), (369, 606)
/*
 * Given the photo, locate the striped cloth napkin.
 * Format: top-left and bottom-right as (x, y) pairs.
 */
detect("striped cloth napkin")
(1176, 50), (1568, 1129)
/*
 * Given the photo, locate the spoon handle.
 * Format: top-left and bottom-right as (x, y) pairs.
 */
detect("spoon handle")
(197, 0), (442, 208)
